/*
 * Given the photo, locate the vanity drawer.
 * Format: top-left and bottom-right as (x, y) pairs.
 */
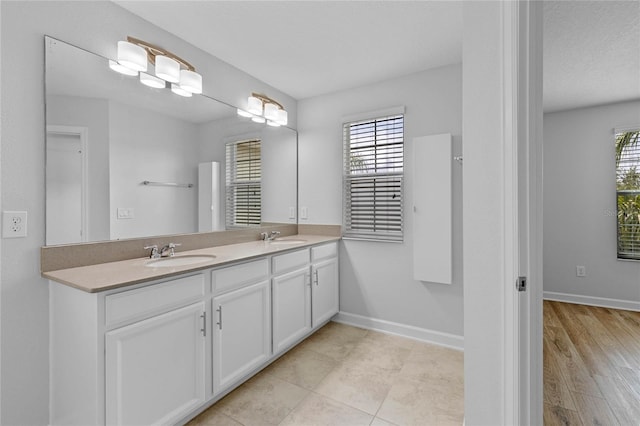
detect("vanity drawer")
(311, 242), (338, 262)
(212, 258), (269, 294)
(272, 248), (310, 275)
(105, 273), (205, 327)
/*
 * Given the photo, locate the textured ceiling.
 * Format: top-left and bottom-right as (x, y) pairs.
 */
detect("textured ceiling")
(114, 1), (640, 111)
(543, 0), (640, 113)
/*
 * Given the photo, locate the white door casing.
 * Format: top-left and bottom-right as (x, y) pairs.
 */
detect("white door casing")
(46, 125), (88, 244)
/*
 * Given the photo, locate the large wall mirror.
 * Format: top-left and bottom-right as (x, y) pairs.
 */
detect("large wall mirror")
(45, 36), (297, 246)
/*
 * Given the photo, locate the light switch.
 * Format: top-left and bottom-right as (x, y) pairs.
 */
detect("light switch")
(117, 208), (135, 219)
(300, 206), (308, 220)
(289, 207), (296, 219)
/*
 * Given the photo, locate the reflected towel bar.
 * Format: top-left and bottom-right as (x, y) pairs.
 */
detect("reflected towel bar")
(142, 180), (194, 188)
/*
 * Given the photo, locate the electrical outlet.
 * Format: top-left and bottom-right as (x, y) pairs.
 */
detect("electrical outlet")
(576, 265), (586, 277)
(2, 211), (27, 238)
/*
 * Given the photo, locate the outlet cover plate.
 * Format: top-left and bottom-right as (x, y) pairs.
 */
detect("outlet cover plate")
(3, 211), (27, 238)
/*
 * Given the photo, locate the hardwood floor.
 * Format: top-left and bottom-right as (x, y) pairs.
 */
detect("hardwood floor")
(544, 300), (640, 426)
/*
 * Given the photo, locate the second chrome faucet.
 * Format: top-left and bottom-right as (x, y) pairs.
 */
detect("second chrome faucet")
(144, 243), (182, 258)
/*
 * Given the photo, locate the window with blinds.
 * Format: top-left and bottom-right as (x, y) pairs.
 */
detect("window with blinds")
(343, 114), (404, 242)
(226, 139), (261, 227)
(616, 129), (640, 260)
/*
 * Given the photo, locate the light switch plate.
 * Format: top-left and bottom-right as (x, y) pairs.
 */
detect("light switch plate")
(2, 211), (28, 238)
(300, 206), (308, 220)
(117, 208), (135, 219)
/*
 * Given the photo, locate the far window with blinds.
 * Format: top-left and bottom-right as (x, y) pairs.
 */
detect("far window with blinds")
(343, 114), (404, 241)
(616, 129), (640, 260)
(226, 139), (261, 228)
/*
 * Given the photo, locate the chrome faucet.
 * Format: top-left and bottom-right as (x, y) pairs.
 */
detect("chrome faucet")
(159, 243), (182, 257)
(260, 231), (281, 241)
(144, 245), (160, 259)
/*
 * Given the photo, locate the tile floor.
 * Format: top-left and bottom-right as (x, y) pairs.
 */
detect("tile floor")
(187, 322), (464, 426)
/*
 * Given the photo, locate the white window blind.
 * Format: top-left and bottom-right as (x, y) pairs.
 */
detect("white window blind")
(343, 114), (404, 242)
(616, 129), (640, 260)
(226, 139), (261, 227)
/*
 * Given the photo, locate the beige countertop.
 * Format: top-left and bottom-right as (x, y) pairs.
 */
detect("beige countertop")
(43, 234), (340, 293)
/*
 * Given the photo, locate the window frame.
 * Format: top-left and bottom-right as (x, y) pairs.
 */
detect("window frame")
(615, 128), (640, 260)
(342, 113), (405, 242)
(225, 139), (262, 228)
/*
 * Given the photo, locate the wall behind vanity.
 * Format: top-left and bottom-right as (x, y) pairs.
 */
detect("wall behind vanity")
(0, 2), (296, 424)
(298, 64), (464, 343)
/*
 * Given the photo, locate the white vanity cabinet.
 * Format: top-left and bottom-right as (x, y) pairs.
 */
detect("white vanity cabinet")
(105, 302), (207, 426)
(211, 259), (271, 395)
(50, 272), (208, 426)
(49, 238), (339, 426)
(311, 243), (340, 327)
(272, 249), (312, 354)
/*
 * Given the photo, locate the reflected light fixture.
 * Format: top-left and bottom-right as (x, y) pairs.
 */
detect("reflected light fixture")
(109, 36), (203, 96)
(237, 93), (288, 126)
(140, 72), (166, 89)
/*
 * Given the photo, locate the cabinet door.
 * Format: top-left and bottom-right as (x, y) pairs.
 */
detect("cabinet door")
(312, 257), (339, 327)
(273, 267), (312, 354)
(105, 302), (206, 426)
(213, 281), (271, 394)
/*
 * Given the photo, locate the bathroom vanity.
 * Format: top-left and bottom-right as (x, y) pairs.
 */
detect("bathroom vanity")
(45, 236), (339, 425)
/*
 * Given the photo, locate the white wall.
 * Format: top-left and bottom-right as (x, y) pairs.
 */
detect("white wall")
(46, 95), (111, 241)
(0, 2), (296, 424)
(298, 64), (463, 340)
(544, 101), (640, 307)
(109, 101), (199, 239)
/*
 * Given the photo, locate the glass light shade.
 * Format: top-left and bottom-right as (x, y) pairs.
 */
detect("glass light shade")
(108, 59), (138, 76)
(140, 72), (166, 89)
(117, 41), (147, 72)
(247, 96), (263, 116)
(179, 70), (202, 94)
(155, 55), (180, 83)
(264, 103), (279, 121)
(237, 109), (253, 118)
(171, 83), (192, 97)
(276, 109), (288, 126)
(251, 116), (266, 124)
(267, 120), (281, 127)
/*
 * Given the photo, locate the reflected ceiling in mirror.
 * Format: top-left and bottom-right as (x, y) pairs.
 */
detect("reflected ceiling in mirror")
(44, 36), (297, 246)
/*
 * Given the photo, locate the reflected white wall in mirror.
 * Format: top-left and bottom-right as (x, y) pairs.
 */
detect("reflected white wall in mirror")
(45, 36), (298, 245)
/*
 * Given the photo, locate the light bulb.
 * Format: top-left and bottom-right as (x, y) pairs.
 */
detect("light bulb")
(237, 109), (253, 118)
(140, 72), (165, 88)
(117, 41), (147, 72)
(264, 103), (279, 121)
(109, 60), (138, 76)
(276, 109), (288, 126)
(247, 96), (263, 116)
(171, 83), (192, 97)
(251, 116), (266, 124)
(179, 70), (202, 94)
(155, 55), (180, 83)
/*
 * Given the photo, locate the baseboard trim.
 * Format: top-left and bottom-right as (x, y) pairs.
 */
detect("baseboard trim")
(333, 311), (464, 351)
(543, 291), (640, 312)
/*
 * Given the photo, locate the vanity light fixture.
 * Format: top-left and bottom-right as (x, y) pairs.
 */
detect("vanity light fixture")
(109, 36), (203, 96)
(237, 93), (288, 126)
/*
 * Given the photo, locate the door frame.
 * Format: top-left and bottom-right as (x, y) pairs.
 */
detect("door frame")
(462, 1), (543, 424)
(46, 125), (89, 243)
(502, 1), (544, 424)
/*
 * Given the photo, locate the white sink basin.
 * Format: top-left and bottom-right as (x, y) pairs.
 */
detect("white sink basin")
(268, 239), (307, 245)
(145, 254), (216, 268)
